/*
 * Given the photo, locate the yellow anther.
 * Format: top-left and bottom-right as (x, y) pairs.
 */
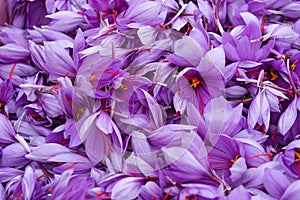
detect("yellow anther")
(270, 68), (279, 81)
(291, 59), (298, 71)
(190, 78), (200, 88)
(89, 75), (97, 82)
(294, 150), (300, 162)
(231, 154), (240, 164)
(120, 84), (128, 90)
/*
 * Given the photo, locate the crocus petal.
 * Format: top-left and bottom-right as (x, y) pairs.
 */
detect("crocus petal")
(281, 180), (300, 200)
(0, 114), (16, 144)
(44, 41), (77, 80)
(171, 36), (205, 66)
(38, 93), (63, 118)
(25, 143), (71, 162)
(22, 166), (36, 200)
(0, 143), (28, 167)
(44, 11), (84, 32)
(161, 147), (210, 183)
(85, 125), (112, 164)
(278, 98), (297, 135)
(0, 43), (30, 63)
(140, 181), (163, 200)
(263, 168), (291, 198)
(227, 185), (251, 200)
(111, 177), (145, 200)
(230, 157), (247, 182)
(0, 167), (23, 182)
(0, 183), (4, 200)
(0, 79), (14, 104)
(96, 111), (113, 134)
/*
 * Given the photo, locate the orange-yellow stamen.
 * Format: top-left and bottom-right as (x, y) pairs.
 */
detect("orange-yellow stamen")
(270, 68), (279, 80)
(191, 78), (200, 88)
(89, 75), (97, 82)
(120, 84), (128, 90)
(291, 59), (298, 71)
(231, 154), (240, 164)
(294, 150), (300, 162)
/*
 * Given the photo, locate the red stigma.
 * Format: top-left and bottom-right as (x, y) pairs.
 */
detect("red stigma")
(246, 153), (273, 161)
(159, 24), (166, 28)
(9, 63), (17, 79)
(173, 111), (180, 117)
(271, 128), (277, 140)
(112, 10), (118, 24)
(261, 17), (267, 32)
(37, 174), (45, 181)
(125, 170), (138, 177)
(77, 11), (84, 15)
(261, 125), (265, 135)
(16, 193), (24, 199)
(163, 189), (172, 200)
(67, 162), (78, 169)
(236, 69), (241, 77)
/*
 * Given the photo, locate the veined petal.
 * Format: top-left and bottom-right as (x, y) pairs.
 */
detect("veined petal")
(111, 177), (145, 200)
(278, 98), (297, 135)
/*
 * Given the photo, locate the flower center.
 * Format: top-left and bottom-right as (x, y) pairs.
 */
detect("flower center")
(291, 59), (298, 71)
(270, 68), (279, 80)
(231, 154), (240, 164)
(294, 150), (300, 162)
(190, 78), (200, 88)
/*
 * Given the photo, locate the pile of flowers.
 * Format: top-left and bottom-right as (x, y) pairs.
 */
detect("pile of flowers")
(1, 0), (300, 199)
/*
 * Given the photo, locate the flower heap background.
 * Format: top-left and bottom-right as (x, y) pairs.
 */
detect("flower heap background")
(1, 0), (300, 199)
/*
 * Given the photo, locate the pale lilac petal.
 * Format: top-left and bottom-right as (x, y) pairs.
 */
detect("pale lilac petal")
(263, 168), (291, 198)
(111, 177), (145, 200)
(22, 166), (36, 200)
(281, 180), (300, 200)
(278, 98), (297, 135)
(96, 111), (113, 134)
(25, 143), (71, 162)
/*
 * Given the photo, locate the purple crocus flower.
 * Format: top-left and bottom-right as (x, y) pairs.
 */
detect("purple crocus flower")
(115, 0), (167, 33)
(237, 70), (288, 134)
(176, 58), (224, 114)
(282, 140), (300, 178)
(43, 11), (85, 32)
(0, 113), (16, 145)
(208, 134), (246, 185)
(222, 20), (274, 64)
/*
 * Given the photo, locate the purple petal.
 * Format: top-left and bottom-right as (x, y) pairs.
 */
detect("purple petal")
(22, 166), (36, 200)
(278, 98), (297, 135)
(263, 168), (291, 198)
(96, 111), (113, 134)
(230, 157), (247, 182)
(281, 180), (300, 200)
(0, 143), (28, 167)
(0, 43), (30, 63)
(0, 114), (16, 144)
(25, 143), (71, 162)
(111, 177), (145, 199)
